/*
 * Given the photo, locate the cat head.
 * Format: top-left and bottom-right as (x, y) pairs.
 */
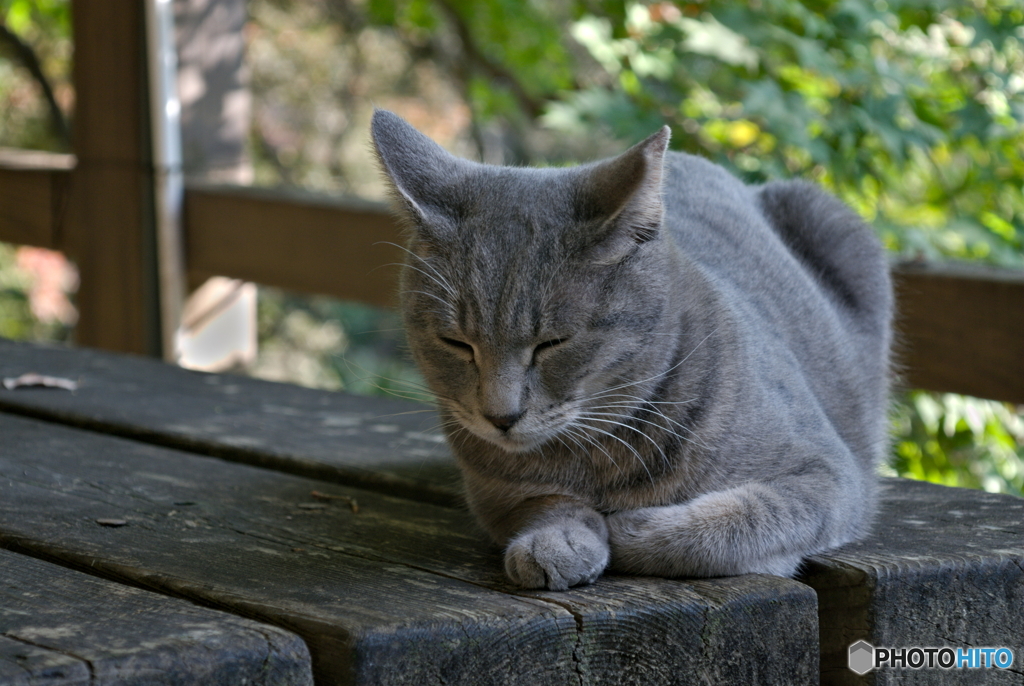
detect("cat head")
(372, 110), (677, 453)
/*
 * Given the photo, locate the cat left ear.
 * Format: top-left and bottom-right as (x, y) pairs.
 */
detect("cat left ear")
(578, 126), (671, 264)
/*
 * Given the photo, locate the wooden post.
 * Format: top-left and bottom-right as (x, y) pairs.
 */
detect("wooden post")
(65, 1), (160, 355)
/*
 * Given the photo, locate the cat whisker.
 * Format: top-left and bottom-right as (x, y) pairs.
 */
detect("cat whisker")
(347, 377), (435, 402)
(368, 387), (434, 403)
(593, 394), (700, 407)
(444, 422), (473, 457)
(334, 356), (446, 405)
(575, 420), (655, 484)
(578, 413), (671, 471)
(563, 423), (624, 476)
(561, 425), (598, 460)
(366, 408), (438, 420)
(376, 241), (459, 296)
(583, 395), (709, 448)
(390, 264), (458, 300)
(373, 375), (440, 397)
(582, 407), (707, 451)
(552, 433), (580, 460)
(588, 328), (720, 400)
(400, 289), (455, 311)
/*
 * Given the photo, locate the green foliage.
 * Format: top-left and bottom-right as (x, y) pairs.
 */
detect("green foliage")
(0, 0), (1020, 495)
(341, 0), (1024, 265)
(362, 0), (574, 123)
(0, 242), (73, 342)
(1, 0), (68, 36)
(543, 1), (1024, 267)
(251, 287), (427, 401)
(0, 0), (71, 151)
(889, 391), (1024, 496)
(0, 242), (35, 340)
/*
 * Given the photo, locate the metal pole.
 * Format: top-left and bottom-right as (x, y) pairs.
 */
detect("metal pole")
(144, 0), (185, 362)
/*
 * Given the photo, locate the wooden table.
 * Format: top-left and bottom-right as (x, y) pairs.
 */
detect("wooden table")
(0, 339), (1021, 686)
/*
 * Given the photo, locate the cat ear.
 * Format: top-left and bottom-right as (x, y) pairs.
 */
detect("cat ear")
(578, 126), (671, 264)
(371, 109), (467, 236)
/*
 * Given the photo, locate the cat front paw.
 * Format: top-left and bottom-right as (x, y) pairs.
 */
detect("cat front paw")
(504, 523), (610, 591)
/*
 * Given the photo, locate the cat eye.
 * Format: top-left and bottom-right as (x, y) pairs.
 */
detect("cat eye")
(440, 337), (474, 359)
(531, 338), (567, 364)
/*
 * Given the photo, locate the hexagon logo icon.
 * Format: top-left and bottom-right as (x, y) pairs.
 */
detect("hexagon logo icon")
(849, 640), (875, 675)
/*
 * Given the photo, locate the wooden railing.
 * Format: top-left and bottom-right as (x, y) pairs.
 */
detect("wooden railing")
(0, 0), (1021, 405)
(2, 148), (1022, 405)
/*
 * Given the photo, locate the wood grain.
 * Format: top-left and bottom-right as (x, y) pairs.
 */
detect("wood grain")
(0, 150), (72, 249)
(0, 412), (819, 685)
(65, 0), (159, 356)
(892, 262), (1024, 404)
(0, 339), (460, 506)
(4, 339), (1022, 684)
(802, 478), (1024, 686)
(0, 549), (312, 685)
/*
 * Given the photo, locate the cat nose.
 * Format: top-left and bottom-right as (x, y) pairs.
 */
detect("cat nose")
(483, 411), (525, 432)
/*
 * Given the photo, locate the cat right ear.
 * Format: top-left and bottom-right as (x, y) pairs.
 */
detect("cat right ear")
(577, 126), (671, 264)
(371, 109), (466, 237)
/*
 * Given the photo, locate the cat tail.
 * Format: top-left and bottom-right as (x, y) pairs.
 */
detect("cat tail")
(755, 180), (893, 340)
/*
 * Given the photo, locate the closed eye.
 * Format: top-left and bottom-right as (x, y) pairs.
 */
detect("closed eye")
(532, 338), (567, 364)
(440, 337), (474, 359)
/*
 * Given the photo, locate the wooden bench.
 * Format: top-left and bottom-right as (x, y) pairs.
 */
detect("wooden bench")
(1, 338), (1021, 685)
(0, 550), (311, 685)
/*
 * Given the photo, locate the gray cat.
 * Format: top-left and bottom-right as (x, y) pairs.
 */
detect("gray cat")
(371, 109), (892, 591)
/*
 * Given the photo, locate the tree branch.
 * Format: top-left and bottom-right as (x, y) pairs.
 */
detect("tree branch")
(0, 22), (70, 148)
(430, 0), (545, 120)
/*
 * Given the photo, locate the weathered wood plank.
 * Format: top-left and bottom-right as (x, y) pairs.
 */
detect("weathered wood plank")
(0, 636), (88, 686)
(0, 150), (73, 250)
(8, 340), (1022, 681)
(183, 185), (406, 307)
(803, 478), (1024, 686)
(892, 262), (1024, 404)
(0, 548), (312, 685)
(0, 413), (582, 686)
(0, 412), (819, 685)
(0, 338), (460, 506)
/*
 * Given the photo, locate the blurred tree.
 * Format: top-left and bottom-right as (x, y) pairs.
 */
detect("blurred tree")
(290, 0), (1023, 268)
(1, 0), (1021, 495)
(543, 1), (1024, 267)
(0, 2), (75, 347)
(0, 243), (76, 342)
(246, 0), (1024, 496)
(889, 391), (1023, 495)
(0, 0), (71, 150)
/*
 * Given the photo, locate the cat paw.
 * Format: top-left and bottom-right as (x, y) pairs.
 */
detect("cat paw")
(504, 523), (610, 591)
